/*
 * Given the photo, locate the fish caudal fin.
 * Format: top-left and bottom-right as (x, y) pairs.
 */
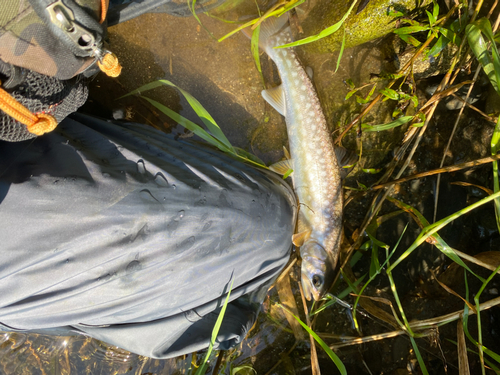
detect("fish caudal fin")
(258, 15), (291, 56)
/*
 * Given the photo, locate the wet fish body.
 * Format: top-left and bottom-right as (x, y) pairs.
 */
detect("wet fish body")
(258, 16), (345, 301)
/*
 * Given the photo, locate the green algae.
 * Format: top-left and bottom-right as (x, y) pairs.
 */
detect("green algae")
(299, 0), (432, 53)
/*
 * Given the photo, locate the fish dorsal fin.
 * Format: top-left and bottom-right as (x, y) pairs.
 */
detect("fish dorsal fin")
(262, 85), (286, 116)
(269, 158), (293, 175)
(305, 66), (314, 80)
(335, 146), (358, 179)
(292, 230), (311, 247)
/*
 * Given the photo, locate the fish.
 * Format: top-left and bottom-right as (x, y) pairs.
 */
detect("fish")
(255, 15), (355, 301)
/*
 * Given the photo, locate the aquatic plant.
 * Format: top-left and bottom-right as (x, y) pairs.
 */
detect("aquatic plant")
(121, 0), (500, 373)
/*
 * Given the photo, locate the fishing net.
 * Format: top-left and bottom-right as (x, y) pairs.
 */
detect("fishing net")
(0, 65), (89, 142)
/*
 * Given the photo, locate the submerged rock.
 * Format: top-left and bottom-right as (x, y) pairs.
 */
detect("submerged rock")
(298, 0), (432, 53)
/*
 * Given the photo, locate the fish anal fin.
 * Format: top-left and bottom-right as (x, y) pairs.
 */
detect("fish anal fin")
(292, 230), (311, 247)
(269, 158), (293, 175)
(262, 85), (286, 116)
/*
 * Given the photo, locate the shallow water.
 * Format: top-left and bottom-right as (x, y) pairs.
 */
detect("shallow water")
(3, 0), (500, 374)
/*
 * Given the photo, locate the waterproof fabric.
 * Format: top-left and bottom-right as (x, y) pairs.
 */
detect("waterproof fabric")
(107, 0), (228, 25)
(0, 113), (297, 358)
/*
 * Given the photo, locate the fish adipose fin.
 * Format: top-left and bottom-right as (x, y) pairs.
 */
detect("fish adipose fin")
(269, 158), (293, 175)
(292, 230), (311, 247)
(262, 84), (286, 116)
(283, 146), (291, 160)
(305, 66), (313, 80)
(335, 146), (358, 179)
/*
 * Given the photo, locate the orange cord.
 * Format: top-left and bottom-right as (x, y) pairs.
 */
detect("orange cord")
(97, 52), (122, 77)
(0, 86), (58, 136)
(100, 0), (109, 23)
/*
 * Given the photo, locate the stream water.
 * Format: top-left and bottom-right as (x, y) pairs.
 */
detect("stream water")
(2, 0), (500, 374)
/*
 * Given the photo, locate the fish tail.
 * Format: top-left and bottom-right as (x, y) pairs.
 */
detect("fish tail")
(257, 15), (291, 58)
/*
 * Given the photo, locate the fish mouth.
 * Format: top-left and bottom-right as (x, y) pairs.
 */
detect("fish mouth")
(301, 272), (321, 301)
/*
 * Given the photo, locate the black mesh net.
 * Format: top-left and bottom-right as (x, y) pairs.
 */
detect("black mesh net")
(1, 70), (88, 142)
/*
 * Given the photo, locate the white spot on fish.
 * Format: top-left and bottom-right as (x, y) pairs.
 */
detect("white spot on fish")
(286, 59), (292, 67)
(292, 71), (298, 77)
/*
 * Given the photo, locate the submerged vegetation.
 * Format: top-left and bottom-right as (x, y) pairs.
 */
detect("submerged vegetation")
(3, 0), (500, 374)
(119, 0), (500, 373)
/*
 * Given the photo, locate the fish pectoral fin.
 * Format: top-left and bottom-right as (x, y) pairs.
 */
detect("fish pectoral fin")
(292, 230), (311, 247)
(296, 212), (309, 234)
(262, 85), (286, 116)
(269, 158), (293, 175)
(335, 146), (358, 179)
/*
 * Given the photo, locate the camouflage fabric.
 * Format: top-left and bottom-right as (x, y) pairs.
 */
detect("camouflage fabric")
(0, 0), (106, 80)
(0, 0), (107, 142)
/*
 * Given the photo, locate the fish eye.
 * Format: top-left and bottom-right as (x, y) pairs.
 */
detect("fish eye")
(312, 274), (323, 289)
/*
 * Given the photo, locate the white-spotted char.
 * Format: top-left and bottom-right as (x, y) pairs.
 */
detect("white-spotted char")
(256, 15), (350, 301)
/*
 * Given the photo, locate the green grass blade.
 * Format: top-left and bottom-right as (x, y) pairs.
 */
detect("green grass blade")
(118, 80), (164, 98)
(251, 25), (265, 88)
(232, 146), (267, 168)
(466, 18), (500, 233)
(335, 28), (346, 73)
(491, 117), (500, 233)
(474, 264), (500, 373)
(447, 341), (500, 373)
(466, 20), (500, 94)
(279, 304), (347, 375)
(156, 80), (235, 153)
(351, 224), (407, 330)
(196, 279), (234, 375)
(141, 96), (266, 169)
(393, 25), (430, 34)
(388, 190), (500, 272)
(462, 272), (500, 367)
(217, 0), (304, 42)
(387, 197), (482, 280)
(362, 116), (414, 132)
(386, 255), (415, 336)
(120, 79), (235, 152)
(218, 18), (260, 42)
(409, 336), (429, 375)
(188, 0), (217, 40)
(275, 0), (357, 49)
(141, 96), (230, 152)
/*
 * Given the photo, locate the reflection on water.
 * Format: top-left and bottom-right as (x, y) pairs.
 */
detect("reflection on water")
(0, 331), (193, 374)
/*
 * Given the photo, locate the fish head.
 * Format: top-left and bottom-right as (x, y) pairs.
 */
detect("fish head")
(300, 240), (334, 301)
